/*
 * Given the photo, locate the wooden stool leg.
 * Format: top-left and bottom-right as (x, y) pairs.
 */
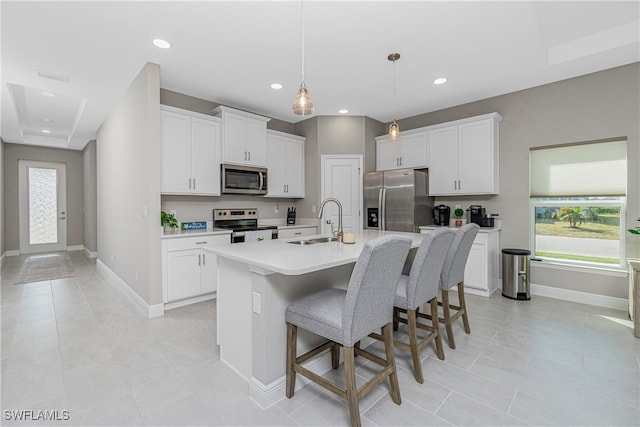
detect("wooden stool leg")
(458, 282), (471, 334)
(343, 346), (361, 427)
(407, 309), (423, 383)
(430, 298), (445, 360)
(331, 342), (340, 369)
(393, 307), (399, 331)
(286, 323), (297, 398)
(441, 289), (456, 349)
(382, 323), (401, 405)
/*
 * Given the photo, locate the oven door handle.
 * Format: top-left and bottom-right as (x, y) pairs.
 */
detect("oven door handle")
(259, 172), (265, 191)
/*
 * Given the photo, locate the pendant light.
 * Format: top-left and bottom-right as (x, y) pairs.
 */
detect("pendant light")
(293, 0), (314, 115)
(388, 53), (401, 141)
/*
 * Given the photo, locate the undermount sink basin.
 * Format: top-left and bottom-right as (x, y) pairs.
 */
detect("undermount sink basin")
(286, 239), (317, 245)
(308, 237), (339, 243)
(286, 236), (338, 245)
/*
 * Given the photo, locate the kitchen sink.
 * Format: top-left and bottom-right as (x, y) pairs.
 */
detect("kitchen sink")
(286, 236), (338, 245)
(286, 240), (317, 245)
(308, 237), (338, 243)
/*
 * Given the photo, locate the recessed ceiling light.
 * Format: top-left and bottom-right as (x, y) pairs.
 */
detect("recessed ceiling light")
(41, 91), (56, 97)
(41, 129), (52, 134)
(153, 39), (171, 49)
(43, 117), (53, 123)
(339, 109), (349, 114)
(270, 83), (283, 90)
(434, 77), (448, 85)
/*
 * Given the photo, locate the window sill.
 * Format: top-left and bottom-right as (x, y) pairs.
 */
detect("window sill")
(530, 259), (627, 277)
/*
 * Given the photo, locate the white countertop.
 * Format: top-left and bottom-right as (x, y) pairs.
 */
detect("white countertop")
(161, 228), (232, 239)
(204, 229), (424, 276)
(419, 220), (502, 234)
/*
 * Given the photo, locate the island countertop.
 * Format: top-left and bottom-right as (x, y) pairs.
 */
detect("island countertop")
(204, 229), (424, 276)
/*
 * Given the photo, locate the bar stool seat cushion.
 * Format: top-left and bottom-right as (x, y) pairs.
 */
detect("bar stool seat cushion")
(286, 288), (346, 345)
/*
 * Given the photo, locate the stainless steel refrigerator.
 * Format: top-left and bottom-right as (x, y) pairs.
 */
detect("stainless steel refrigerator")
(364, 169), (434, 233)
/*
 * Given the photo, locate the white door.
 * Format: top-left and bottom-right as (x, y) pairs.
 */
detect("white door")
(320, 155), (362, 235)
(18, 160), (67, 254)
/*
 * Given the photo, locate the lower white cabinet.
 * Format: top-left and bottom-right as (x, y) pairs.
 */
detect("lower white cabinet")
(162, 234), (230, 303)
(278, 226), (317, 239)
(421, 228), (499, 297)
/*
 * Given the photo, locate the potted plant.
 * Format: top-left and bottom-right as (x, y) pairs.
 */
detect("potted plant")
(454, 208), (464, 227)
(161, 211), (178, 233)
(629, 218), (640, 235)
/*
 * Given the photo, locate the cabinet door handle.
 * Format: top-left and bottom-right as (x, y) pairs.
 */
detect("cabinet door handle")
(195, 241), (208, 245)
(198, 254), (201, 266)
(248, 151), (251, 161)
(244, 151), (247, 161)
(458, 180), (461, 190)
(294, 232), (302, 235)
(454, 180), (457, 190)
(189, 178), (192, 189)
(193, 178), (196, 189)
(283, 184), (286, 193)
(400, 157), (403, 166)
(202, 254), (206, 266)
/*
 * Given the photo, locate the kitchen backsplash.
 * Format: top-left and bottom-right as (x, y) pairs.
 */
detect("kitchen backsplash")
(161, 194), (303, 225)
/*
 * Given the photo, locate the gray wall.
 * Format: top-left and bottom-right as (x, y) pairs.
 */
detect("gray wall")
(395, 63), (640, 299)
(1, 139), (4, 256)
(97, 62), (162, 305)
(82, 140), (97, 253)
(2, 143), (84, 251)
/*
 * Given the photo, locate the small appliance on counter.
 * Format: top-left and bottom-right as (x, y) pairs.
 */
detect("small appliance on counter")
(287, 207), (296, 225)
(469, 205), (496, 227)
(433, 205), (451, 226)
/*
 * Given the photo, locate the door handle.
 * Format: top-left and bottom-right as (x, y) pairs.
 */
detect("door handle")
(202, 254), (206, 266)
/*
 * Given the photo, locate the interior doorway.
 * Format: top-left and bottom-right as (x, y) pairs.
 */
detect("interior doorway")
(18, 160), (67, 254)
(320, 155), (363, 235)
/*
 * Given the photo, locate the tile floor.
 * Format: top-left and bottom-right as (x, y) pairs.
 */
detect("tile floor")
(1, 251), (639, 426)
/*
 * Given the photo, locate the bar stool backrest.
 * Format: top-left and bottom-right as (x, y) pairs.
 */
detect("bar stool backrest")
(441, 223), (480, 291)
(342, 235), (412, 346)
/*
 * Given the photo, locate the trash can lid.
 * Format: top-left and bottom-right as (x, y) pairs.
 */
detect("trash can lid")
(502, 248), (531, 255)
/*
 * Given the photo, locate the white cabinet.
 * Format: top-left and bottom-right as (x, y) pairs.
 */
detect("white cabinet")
(162, 234), (230, 303)
(212, 106), (270, 167)
(376, 131), (428, 171)
(420, 228), (499, 297)
(266, 130), (305, 198)
(161, 106), (221, 195)
(427, 113), (501, 196)
(278, 226), (317, 239)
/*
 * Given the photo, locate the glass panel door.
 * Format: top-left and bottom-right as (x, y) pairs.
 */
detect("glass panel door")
(19, 161), (67, 254)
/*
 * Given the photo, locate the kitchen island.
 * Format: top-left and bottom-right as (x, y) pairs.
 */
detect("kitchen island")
(204, 229), (424, 408)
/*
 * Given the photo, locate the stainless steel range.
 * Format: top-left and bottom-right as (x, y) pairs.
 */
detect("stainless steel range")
(213, 208), (278, 244)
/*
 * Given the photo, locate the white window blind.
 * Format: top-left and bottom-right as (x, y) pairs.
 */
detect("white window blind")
(530, 139), (627, 197)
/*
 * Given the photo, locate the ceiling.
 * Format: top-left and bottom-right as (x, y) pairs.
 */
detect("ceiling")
(2, 1), (639, 150)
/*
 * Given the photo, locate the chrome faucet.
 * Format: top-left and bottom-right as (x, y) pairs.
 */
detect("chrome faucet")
(317, 198), (343, 242)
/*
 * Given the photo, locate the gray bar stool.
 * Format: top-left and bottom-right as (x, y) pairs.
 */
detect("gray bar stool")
(285, 235), (412, 427)
(439, 223), (480, 349)
(382, 227), (455, 383)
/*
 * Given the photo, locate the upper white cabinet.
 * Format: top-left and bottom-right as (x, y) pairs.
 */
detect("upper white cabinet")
(212, 106), (271, 167)
(376, 131), (428, 171)
(266, 130), (305, 198)
(427, 113), (501, 196)
(161, 105), (221, 196)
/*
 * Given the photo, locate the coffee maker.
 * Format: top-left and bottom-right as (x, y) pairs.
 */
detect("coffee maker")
(433, 205), (451, 226)
(469, 205), (495, 227)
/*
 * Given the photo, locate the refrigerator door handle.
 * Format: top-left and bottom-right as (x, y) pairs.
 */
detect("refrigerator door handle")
(381, 187), (387, 231)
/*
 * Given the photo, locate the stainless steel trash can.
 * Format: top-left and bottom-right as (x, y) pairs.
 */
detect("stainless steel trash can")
(502, 249), (531, 300)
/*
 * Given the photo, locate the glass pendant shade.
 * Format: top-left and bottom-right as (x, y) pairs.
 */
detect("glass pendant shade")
(293, 83), (314, 115)
(388, 120), (400, 141)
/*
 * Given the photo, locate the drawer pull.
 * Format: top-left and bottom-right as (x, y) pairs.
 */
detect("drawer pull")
(196, 241), (208, 245)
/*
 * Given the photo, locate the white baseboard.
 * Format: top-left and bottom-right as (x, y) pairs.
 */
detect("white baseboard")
(164, 293), (216, 310)
(96, 259), (165, 318)
(83, 246), (98, 258)
(6, 250), (20, 257)
(530, 283), (628, 311)
(67, 245), (83, 252)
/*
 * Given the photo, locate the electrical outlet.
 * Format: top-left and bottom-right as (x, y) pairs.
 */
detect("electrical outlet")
(252, 292), (261, 315)
(274, 204), (279, 214)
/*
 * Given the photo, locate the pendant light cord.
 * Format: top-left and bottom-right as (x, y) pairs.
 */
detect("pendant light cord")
(392, 57), (397, 121)
(300, 0), (305, 85)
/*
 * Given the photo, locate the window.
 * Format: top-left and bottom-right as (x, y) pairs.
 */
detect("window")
(529, 139), (627, 270)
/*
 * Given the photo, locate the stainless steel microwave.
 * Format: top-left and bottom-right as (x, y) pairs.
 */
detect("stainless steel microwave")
(221, 164), (268, 195)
